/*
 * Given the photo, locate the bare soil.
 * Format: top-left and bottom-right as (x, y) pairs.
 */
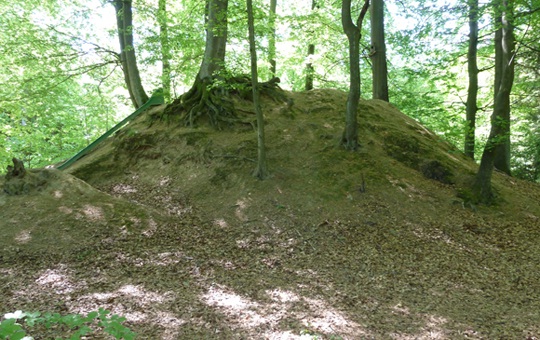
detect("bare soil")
(1, 89), (540, 339)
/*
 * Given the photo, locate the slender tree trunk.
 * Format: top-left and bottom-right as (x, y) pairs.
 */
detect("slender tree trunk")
(247, 0), (268, 179)
(268, 0), (277, 78)
(492, 0), (514, 175)
(464, 0), (479, 158)
(370, 0), (389, 101)
(198, 0), (229, 80)
(473, 0), (515, 203)
(341, 0), (369, 150)
(305, 0), (316, 91)
(158, 0), (171, 102)
(305, 43), (315, 90)
(113, 0), (148, 108)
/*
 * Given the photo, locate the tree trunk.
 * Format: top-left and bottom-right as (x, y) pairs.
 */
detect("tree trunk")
(492, 0), (514, 175)
(341, 0), (369, 150)
(305, 44), (315, 91)
(370, 0), (389, 101)
(158, 0), (171, 102)
(113, 0), (148, 108)
(472, 0), (515, 203)
(171, 0), (230, 126)
(305, 0), (316, 91)
(247, 0), (268, 179)
(198, 0), (229, 80)
(268, 0), (277, 78)
(464, 0), (479, 158)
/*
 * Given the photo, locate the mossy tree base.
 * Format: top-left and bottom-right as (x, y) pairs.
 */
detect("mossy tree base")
(163, 75), (285, 128)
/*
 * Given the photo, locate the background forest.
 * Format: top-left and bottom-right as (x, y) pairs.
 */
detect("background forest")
(1, 0), (539, 181)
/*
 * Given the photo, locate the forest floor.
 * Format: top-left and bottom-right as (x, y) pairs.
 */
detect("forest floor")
(1, 89), (540, 339)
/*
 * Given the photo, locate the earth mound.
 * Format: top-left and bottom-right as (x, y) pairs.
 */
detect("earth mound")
(1, 88), (540, 339)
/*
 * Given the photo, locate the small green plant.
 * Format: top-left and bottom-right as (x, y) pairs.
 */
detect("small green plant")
(0, 308), (136, 340)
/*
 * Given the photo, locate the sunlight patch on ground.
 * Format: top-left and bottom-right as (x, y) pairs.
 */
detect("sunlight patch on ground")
(235, 198), (250, 221)
(86, 284), (172, 307)
(14, 229), (32, 244)
(112, 183), (138, 194)
(159, 176), (172, 186)
(74, 284), (180, 327)
(33, 265), (81, 295)
(214, 218), (229, 228)
(201, 285), (369, 338)
(115, 251), (192, 267)
(142, 218), (158, 236)
(79, 204), (104, 221)
(58, 206), (73, 214)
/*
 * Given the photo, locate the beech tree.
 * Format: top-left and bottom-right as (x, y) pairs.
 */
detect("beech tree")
(492, 0), (515, 175)
(268, 0), (277, 78)
(341, 0), (369, 150)
(158, 0), (171, 102)
(464, 0), (479, 159)
(247, 0), (268, 179)
(473, 0), (516, 203)
(170, 0), (230, 126)
(305, 0), (317, 91)
(113, 0), (149, 108)
(370, 0), (389, 101)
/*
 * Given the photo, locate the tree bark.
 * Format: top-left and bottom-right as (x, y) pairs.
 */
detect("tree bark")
(305, 0), (316, 91)
(198, 0), (229, 80)
(113, 0), (149, 108)
(492, 0), (514, 175)
(370, 0), (389, 101)
(464, 0), (479, 158)
(158, 0), (171, 102)
(247, 0), (268, 179)
(341, 0), (369, 150)
(268, 0), (277, 78)
(473, 0), (515, 203)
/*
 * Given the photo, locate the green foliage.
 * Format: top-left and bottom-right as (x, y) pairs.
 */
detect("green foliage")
(0, 309), (136, 340)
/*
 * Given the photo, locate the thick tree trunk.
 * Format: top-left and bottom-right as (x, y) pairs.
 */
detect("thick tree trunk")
(341, 0), (369, 150)
(492, 0), (514, 175)
(472, 0), (515, 203)
(305, 0), (316, 91)
(464, 0), (479, 158)
(268, 0), (277, 78)
(247, 0), (268, 179)
(158, 0), (171, 102)
(113, 0), (148, 108)
(198, 0), (229, 80)
(370, 0), (389, 101)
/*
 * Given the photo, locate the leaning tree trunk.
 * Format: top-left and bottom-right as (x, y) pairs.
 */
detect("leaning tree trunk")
(247, 0), (268, 179)
(113, 0), (148, 108)
(492, 0), (514, 175)
(370, 0), (389, 101)
(158, 0), (172, 102)
(341, 0), (369, 150)
(464, 0), (479, 159)
(472, 0), (515, 204)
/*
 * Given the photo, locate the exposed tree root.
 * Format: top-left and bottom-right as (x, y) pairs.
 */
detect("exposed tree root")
(162, 75), (287, 128)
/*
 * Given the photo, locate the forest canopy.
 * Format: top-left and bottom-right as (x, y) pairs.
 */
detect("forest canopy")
(1, 0), (539, 184)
